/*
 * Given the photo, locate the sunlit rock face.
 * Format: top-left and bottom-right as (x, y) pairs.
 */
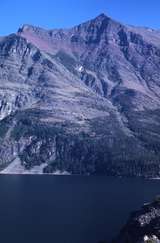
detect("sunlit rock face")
(1, 14), (160, 175)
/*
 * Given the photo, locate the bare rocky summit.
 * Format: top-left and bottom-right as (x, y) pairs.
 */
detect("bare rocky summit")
(0, 14), (160, 175)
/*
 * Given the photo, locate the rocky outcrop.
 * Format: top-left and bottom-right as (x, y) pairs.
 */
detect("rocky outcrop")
(0, 13), (160, 174)
(113, 197), (160, 243)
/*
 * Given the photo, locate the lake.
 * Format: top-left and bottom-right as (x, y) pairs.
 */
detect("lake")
(0, 175), (160, 243)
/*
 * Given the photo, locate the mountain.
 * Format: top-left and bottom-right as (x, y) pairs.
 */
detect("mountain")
(114, 198), (160, 243)
(0, 13), (160, 175)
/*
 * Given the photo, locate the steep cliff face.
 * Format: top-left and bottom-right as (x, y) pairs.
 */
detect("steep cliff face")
(114, 198), (160, 243)
(0, 14), (160, 175)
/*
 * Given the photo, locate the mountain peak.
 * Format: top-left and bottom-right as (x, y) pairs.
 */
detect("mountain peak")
(18, 24), (33, 33)
(94, 13), (110, 21)
(18, 24), (44, 34)
(97, 13), (108, 18)
(1, 12), (160, 177)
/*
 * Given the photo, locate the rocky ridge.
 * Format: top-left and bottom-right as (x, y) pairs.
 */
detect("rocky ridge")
(0, 14), (160, 175)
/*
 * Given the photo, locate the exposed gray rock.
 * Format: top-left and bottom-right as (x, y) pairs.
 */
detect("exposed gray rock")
(0, 13), (160, 175)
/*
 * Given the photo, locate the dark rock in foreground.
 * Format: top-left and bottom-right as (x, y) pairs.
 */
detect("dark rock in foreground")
(114, 197), (160, 243)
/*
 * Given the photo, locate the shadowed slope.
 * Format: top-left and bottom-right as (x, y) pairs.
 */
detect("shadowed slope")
(0, 14), (160, 175)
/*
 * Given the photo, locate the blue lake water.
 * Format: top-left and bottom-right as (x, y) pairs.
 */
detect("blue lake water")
(0, 175), (160, 243)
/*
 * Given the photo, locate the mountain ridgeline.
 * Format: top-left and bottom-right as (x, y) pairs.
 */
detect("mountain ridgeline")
(0, 14), (160, 175)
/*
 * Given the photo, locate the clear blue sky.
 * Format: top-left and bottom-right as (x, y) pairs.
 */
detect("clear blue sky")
(0, 0), (160, 36)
